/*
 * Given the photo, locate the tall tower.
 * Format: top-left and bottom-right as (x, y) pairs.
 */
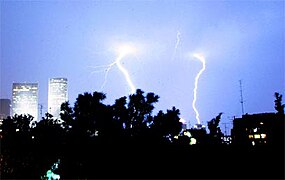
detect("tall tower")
(12, 83), (38, 121)
(48, 78), (68, 119)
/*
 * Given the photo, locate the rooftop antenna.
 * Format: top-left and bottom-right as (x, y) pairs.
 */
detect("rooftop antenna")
(239, 80), (245, 115)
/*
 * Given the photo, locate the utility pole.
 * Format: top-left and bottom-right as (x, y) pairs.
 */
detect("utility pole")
(239, 80), (245, 115)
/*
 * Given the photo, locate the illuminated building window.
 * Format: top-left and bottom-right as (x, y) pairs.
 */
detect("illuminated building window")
(254, 134), (260, 139)
(253, 128), (258, 132)
(248, 134), (253, 139)
(261, 134), (266, 139)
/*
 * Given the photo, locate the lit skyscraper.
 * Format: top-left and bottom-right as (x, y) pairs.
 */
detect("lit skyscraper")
(12, 83), (38, 121)
(48, 78), (68, 119)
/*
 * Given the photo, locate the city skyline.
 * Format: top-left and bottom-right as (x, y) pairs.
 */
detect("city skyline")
(48, 77), (68, 120)
(12, 83), (38, 121)
(1, 1), (284, 132)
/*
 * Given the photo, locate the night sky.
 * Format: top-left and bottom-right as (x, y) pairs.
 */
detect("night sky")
(1, 0), (284, 134)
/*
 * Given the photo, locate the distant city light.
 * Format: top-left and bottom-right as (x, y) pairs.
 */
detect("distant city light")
(254, 134), (260, 139)
(179, 118), (187, 124)
(261, 134), (266, 139)
(183, 131), (191, 137)
(190, 138), (197, 145)
(253, 128), (258, 132)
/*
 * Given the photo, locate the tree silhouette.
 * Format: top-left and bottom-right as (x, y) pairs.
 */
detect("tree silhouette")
(126, 89), (159, 136)
(72, 91), (107, 137)
(60, 101), (74, 129)
(274, 92), (284, 115)
(152, 107), (182, 143)
(207, 112), (224, 144)
(32, 112), (65, 145)
(1, 114), (38, 178)
(2, 90), (284, 179)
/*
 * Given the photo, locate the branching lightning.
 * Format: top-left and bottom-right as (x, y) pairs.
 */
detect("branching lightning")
(192, 53), (206, 125)
(115, 52), (136, 94)
(172, 31), (181, 60)
(89, 44), (136, 94)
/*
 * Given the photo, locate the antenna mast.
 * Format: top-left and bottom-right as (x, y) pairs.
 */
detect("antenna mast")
(239, 80), (245, 115)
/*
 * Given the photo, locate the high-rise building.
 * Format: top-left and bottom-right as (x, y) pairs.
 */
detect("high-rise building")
(48, 78), (68, 119)
(0, 99), (11, 126)
(231, 113), (284, 146)
(12, 83), (38, 121)
(0, 99), (11, 118)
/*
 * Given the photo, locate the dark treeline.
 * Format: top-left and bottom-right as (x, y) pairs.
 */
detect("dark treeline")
(1, 89), (284, 179)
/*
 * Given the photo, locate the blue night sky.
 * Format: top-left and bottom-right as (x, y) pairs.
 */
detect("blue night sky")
(1, 0), (284, 134)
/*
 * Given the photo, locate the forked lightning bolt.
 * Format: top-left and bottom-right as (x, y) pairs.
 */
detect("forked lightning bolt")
(115, 52), (136, 94)
(89, 45), (136, 94)
(192, 53), (206, 125)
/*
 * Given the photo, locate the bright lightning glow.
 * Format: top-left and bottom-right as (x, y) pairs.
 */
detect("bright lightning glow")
(89, 44), (136, 94)
(116, 45), (136, 57)
(115, 50), (136, 94)
(192, 53), (206, 125)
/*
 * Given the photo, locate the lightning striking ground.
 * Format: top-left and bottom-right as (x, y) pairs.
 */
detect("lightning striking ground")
(192, 53), (206, 125)
(89, 45), (136, 94)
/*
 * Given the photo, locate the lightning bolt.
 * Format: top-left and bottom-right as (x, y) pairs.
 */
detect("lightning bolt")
(115, 53), (136, 94)
(172, 31), (181, 60)
(89, 62), (116, 91)
(89, 45), (136, 94)
(192, 53), (206, 125)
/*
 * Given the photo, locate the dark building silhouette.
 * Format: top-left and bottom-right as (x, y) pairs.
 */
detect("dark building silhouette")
(231, 113), (285, 146)
(0, 99), (11, 126)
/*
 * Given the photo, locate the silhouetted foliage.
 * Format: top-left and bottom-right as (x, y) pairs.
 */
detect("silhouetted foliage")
(33, 112), (65, 144)
(60, 101), (74, 129)
(208, 112), (224, 144)
(274, 92), (284, 115)
(152, 107), (182, 142)
(1, 90), (284, 179)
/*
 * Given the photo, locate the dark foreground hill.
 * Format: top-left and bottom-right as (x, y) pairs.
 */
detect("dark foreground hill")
(59, 144), (284, 179)
(1, 139), (284, 179)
